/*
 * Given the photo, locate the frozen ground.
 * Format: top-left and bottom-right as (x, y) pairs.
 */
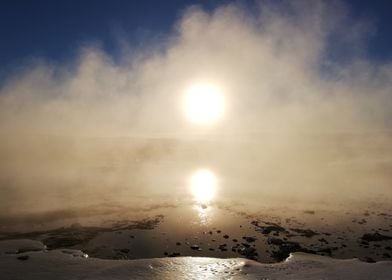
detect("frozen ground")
(1, 239), (391, 280)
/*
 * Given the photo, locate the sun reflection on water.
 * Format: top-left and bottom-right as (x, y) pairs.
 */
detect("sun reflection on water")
(189, 169), (217, 204)
(193, 204), (212, 225)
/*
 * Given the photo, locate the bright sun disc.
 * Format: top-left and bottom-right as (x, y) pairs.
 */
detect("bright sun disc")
(184, 84), (224, 124)
(190, 169), (217, 203)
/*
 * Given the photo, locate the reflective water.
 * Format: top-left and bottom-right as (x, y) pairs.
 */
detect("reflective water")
(0, 135), (392, 263)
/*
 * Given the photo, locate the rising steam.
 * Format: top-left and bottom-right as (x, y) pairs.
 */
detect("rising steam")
(0, 1), (391, 215)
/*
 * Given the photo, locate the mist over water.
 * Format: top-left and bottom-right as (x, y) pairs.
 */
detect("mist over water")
(0, 1), (392, 217)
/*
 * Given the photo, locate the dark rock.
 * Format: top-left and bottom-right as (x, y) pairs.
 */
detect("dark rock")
(169, 252), (181, 257)
(190, 244), (200, 250)
(267, 237), (284, 245)
(176, 242), (181, 246)
(119, 248), (130, 254)
(360, 257), (376, 263)
(241, 242), (251, 248)
(252, 221), (286, 234)
(358, 219), (367, 225)
(261, 225), (285, 234)
(218, 244), (227, 251)
(290, 228), (318, 238)
(17, 255), (29, 261)
(232, 239), (238, 242)
(364, 211), (370, 216)
(242, 236), (257, 243)
(318, 238), (328, 244)
(268, 239), (316, 261)
(238, 246), (258, 260)
(361, 232), (392, 242)
(223, 235), (229, 239)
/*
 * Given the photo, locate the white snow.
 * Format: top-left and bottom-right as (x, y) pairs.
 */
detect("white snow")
(0, 239), (391, 279)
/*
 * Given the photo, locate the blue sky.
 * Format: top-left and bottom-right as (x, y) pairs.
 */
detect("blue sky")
(0, 0), (391, 78)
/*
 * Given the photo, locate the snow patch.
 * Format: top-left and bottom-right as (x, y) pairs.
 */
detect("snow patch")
(1, 240), (391, 279)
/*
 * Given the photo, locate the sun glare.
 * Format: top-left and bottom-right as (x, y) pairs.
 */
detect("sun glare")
(189, 169), (217, 203)
(183, 84), (224, 124)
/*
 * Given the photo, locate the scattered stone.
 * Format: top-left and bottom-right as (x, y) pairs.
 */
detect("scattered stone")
(190, 244), (200, 250)
(169, 252), (181, 257)
(361, 232), (392, 242)
(318, 238), (328, 244)
(241, 243), (251, 248)
(358, 219), (367, 225)
(217, 230), (221, 234)
(242, 236), (257, 243)
(252, 221), (286, 234)
(17, 255), (29, 261)
(267, 237), (284, 245)
(176, 242), (181, 246)
(290, 228), (318, 238)
(303, 210), (315, 215)
(238, 246), (258, 260)
(223, 235), (229, 239)
(267, 238), (316, 261)
(232, 239), (238, 242)
(218, 244), (227, 251)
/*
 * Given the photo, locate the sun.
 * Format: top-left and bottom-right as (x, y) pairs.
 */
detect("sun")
(183, 83), (224, 124)
(189, 169), (217, 203)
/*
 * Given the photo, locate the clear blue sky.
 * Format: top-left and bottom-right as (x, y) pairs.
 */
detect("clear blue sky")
(0, 0), (391, 77)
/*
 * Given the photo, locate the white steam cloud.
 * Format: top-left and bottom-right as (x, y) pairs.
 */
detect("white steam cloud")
(0, 1), (391, 215)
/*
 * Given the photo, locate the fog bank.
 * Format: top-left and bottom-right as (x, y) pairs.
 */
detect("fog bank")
(0, 1), (391, 214)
